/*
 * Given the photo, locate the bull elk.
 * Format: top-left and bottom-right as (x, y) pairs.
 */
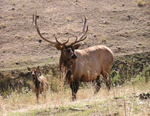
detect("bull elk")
(33, 14), (113, 101)
(27, 66), (49, 103)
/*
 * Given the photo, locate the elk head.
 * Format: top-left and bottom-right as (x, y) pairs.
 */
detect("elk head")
(33, 14), (88, 70)
(27, 66), (39, 78)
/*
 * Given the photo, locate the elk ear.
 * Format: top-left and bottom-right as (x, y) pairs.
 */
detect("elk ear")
(73, 43), (81, 49)
(27, 67), (31, 71)
(36, 66), (39, 70)
(55, 44), (63, 50)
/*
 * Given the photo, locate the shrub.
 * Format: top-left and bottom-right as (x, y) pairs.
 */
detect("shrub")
(137, 0), (145, 7)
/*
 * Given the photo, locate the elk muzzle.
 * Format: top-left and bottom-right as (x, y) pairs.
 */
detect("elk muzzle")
(31, 71), (36, 76)
(71, 54), (77, 59)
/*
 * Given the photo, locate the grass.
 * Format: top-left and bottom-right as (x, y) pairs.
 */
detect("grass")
(0, 58), (150, 115)
(137, 0), (145, 7)
(1, 76), (150, 116)
(1, 23), (7, 28)
(1, 53), (150, 115)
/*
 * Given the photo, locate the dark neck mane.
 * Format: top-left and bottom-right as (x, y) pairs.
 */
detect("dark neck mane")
(32, 76), (40, 88)
(59, 53), (74, 72)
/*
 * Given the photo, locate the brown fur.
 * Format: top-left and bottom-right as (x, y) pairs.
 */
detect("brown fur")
(59, 45), (113, 101)
(27, 66), (49, 103)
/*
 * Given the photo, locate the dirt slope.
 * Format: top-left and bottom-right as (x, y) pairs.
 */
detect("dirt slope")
(0, 0), (150, 72)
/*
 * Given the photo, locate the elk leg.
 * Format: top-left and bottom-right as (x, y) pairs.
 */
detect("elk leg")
(70, 80), (79, 101)
(103, 73), (110, 90)
(66, 70), (72, 84)
(92, 76), (101, 95)
(35, 88), (40, 104)
(106, 73), (110, 90)
(42, 91), (46, 103)
(36, 93), (39, 103)
(43, 83), (48, 103)
(44, 93), (47, 103)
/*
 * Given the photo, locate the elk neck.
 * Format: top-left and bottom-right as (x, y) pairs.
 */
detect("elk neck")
(59, 52), (75, 72)
(32, 75), (40, 88)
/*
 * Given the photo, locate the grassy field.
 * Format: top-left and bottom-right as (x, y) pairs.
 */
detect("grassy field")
(1, 74), (150, 116)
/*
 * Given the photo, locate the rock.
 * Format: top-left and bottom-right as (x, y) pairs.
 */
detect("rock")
(103, 21), (109, 24)
(94, 35), (96, 37)
(38, 40), (42, 43)
(16, 62), (19, 65)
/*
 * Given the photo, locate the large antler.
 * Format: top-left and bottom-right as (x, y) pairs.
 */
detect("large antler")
(71, 17), (88, 45)
(33, 13), (69, 45)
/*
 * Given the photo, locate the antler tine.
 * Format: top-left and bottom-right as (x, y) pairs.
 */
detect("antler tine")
(71, 17), (88, 45)
(62, 38), (69, 45)
(54, 35), (62, 45)
(54, 35), (69, 45)
(78, 26), (88, 41)
(33, 13), (58, 45)
(82, 17), (87, 33)
(76, 35), (87, 43)
(77, 17), (88, 41)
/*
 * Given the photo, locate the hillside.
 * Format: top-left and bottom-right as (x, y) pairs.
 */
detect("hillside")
(0, 0), (150, 115)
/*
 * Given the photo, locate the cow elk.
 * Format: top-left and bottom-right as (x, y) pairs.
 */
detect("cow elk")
(33, 14), (114, 101)
(27, 66), (49, 103)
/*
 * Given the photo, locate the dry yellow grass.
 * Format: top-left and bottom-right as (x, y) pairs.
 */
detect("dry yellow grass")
(0, 79), (150, 116)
